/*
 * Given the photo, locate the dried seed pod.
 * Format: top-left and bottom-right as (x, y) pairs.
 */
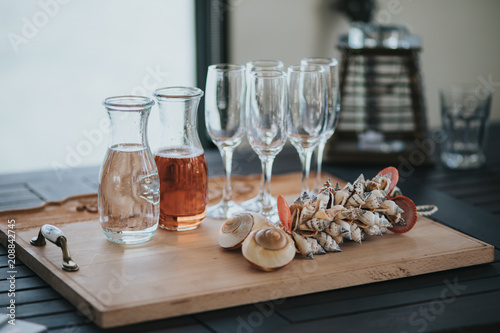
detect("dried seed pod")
(219, 212), (273, 250)
(242, 228), (296, 271)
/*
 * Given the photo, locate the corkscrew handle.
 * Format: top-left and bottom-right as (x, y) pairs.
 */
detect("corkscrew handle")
(31, 224), (79, 272)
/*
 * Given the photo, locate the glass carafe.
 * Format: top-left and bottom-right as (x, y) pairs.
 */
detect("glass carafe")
(98, 96), (160, 244)
(153, 87), (208, 231)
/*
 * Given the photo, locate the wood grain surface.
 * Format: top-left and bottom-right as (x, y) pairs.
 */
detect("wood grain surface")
(0, 172), (494, 328)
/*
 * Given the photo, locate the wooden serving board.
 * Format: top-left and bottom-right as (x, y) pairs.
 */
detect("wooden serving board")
(0, 173), (494, 328)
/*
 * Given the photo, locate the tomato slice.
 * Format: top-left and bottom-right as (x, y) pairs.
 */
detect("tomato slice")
(387, 195), (418, 234)
(377, 166), (399, 195)
(277, 194), (292, 234)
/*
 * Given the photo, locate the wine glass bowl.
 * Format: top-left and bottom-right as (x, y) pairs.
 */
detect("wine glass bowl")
(300, 57), (341, 193)
(246, 70), (288, 221)
(205, 64), (246, 219)
(287, 64), (328, 194)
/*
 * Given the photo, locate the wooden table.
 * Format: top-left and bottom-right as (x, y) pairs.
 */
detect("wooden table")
(1, 125), (500, 332)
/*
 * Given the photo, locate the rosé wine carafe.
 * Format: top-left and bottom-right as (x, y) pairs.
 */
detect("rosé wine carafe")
(153, 87), (208, 231)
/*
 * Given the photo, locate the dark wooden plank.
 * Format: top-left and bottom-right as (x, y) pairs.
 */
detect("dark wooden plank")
(0, 264), (34, 279)
(0, 276), (47, 291)
(0, 287), (61, 307)
(16, 299), (75, 319)
(22, 311), (91, 329)
(27, 179), (97, 202)
(0, 197), (45, 210)
(278, 275), (500, 323)
(195, 303), (291, 333)
(273, 290), (500, 333)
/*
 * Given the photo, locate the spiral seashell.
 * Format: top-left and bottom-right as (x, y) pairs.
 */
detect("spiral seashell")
(317, 189), (332, 210)
(365, 225), (383, 236)
(337, 220), (352, 240)
(350, 223), (363, 243)
(292, 231), (314, 259)
(353, 174), (366, 194)
(325, 221), (348, 237)
(346, 192), (370, 208)
(362, 190), (387, 209)
(242, 228), (296, 271)
(314, 232), (341, 252)
(366, 174), (383, 191)
(376, 200), (405, 216)
(306, 237), (326, 255)
(299, 218), (330, 232)
(219, 212), (273, 250)
(330, 205), (352, 221)
(313, 208), (335, 222)
(334, 186), (350, 206)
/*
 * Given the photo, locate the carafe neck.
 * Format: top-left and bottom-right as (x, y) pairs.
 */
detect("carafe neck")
(154, 87), (204, 152)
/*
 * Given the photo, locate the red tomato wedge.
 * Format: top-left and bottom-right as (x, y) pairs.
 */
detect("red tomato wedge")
(277, 194), (292, 234)
(387, 195), (418, 234)
(377, 166), (399, 195)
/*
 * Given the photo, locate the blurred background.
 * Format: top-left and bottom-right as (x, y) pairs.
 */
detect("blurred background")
(1, 0), (499, 174)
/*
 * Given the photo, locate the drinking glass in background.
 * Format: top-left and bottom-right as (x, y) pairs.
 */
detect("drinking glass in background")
(246, 70), (288, 222)
(241, 60), (285, 213)
(440, 83), (492, 169)
(287, 65), (328, 193)
(205, 64), (246, 219)
(301, 57), (341, 194)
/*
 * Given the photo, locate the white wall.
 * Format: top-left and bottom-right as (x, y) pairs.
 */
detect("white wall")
(0, 0), (196, 175)
(229, 0), (500, 128)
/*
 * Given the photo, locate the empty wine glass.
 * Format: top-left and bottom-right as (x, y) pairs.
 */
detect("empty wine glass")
(301, 57), (341, 194)
(205, 64), (246, 219)
(246, 70), (288, 222)
(241, 60), (285, 213)
(287, 65), (328, 194)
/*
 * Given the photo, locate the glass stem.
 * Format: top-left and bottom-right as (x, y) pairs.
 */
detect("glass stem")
(220, 147), (234, 205)
(299, 148), (314, 194)
(258, 161), (265, 199)
(260, 156), (275, 212)
(315, 139), (326, 193)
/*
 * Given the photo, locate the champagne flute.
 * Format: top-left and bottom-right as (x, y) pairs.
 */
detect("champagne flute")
(241, 60), (285, 213)
(205, 64), (246, 219)
(246, 70), (288, 222)
(287, 65), (328, 194)
(301, 57), (341, 193)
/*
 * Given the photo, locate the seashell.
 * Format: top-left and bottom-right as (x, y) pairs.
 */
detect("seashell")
(334, 184), (351, 206)
(314, 232), (342, 252)
(366, 174), (383, 191)
(375, 213), (392, 228)
(362, 190), (387, 209)
(292, 231), (314, 259)
(387, 213), (405, 225)
(325, 221), (347, 237)
(365, 225), (383, 236)
(380, 173), (392, 191)
(313, 208), (335, 221)
(299, 218), (330, 232)
(352, 208), (375, 227)
(301, 199), (319, 222)
(353, 174), (365, 194)
(350, 223), (363, 243)
(242, 227), (296, 271)
(330, 205), (352, 221)
(317, 189), (332, 210)
(346, 192), (370, 208)
(376, 199), (405, 216)
(332, 234), (344, 245)
(299, 229), (319, 237)
(337, 220), (352, 240)
(306, 237), (326, 255)
(219, 212), (273, 249)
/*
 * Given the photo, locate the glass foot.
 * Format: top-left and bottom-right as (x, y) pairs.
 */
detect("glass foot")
(207, 200), (245, 220)
(240, 194), (277, 213)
